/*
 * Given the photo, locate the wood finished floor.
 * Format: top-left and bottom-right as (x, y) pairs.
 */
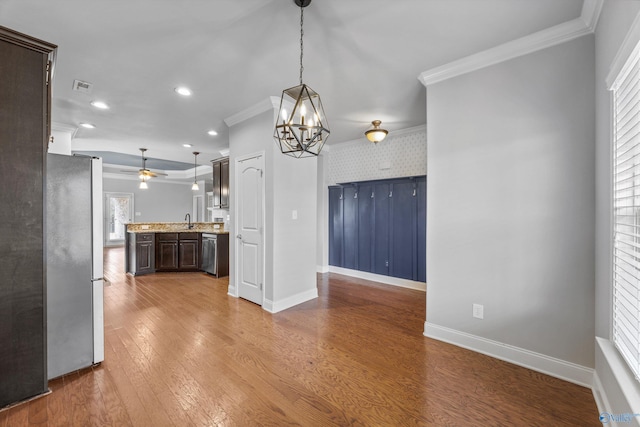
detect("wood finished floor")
(0, 246), (599, 426)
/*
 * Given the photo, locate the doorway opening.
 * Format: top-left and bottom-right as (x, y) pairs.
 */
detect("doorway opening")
(104, 192), (134, 246)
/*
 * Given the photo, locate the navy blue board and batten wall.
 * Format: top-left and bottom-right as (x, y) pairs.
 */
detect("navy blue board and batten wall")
(329, 176), (426, 282)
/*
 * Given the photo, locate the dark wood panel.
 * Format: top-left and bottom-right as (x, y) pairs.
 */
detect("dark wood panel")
(389, 180), (417, 280)
(136, 241), (154, 272)
(357, 183), (373, 272)
(215, 233), (229, 278)
(0, 27), (54, 408)
(373, 182), (390, 276)
(178, 240), (198, 269)
(155, 241), (178, 271)
(328, 186), (343, 267)
(342, 185), (358, 270)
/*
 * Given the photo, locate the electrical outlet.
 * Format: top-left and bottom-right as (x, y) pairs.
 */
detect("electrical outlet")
(473, 304), (484, 319)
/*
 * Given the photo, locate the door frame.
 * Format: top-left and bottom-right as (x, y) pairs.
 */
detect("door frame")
(104, 192), (134, 247)
(232, 151), (265, 303)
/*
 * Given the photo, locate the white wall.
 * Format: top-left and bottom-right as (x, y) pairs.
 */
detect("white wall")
(103, 176), (192, 222)
(425, 35), (596, 379)
(594, 1), (640, 417)
(228, 103), (318, 312)
(48, 129), (72, 155)
(326, 127), (426, 185)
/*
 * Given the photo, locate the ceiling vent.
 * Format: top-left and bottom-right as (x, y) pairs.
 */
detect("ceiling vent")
(72, 79), (93, 94)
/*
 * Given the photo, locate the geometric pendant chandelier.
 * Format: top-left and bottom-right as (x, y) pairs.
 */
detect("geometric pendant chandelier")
(273, 0), (330, 158)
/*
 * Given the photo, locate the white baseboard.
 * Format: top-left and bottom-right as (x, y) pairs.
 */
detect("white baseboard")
(316, 265), (329, 273)
(592, 370), (610, 420)
(263, 288), (318, 314)
(327, 266), (426, 291)
(424, 322), (594, 388)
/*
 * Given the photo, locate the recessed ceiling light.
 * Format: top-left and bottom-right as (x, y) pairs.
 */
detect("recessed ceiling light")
(174, 87), (192, 96)
(183, 143), (193, 148)
(90, 101), (109, 109)
(80, 123), (96, 129)
(207, 130), (218, 136)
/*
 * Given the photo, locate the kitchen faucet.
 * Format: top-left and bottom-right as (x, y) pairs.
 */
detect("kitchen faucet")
(185, 213), (193, 229)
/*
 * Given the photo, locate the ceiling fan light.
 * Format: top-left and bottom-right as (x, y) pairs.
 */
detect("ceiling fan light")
(365, 120), (388, 143)
(139, 180), (148, 189)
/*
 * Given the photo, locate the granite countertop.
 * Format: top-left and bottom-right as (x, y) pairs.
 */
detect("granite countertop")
(126, 222), (229, 234)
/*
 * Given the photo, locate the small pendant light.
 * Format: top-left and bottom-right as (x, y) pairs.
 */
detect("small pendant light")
(139, 148), (149, 189)
(192, 152), (200, 191)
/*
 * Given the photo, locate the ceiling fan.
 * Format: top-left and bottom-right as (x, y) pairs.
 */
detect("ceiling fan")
(120, 148), (168, 180)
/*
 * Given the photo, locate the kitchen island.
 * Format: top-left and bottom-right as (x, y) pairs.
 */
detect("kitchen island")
(125, 222), (229, 277)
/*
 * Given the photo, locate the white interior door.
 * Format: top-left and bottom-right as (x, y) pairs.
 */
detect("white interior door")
(236, 154), (264, 305)
(104, 192), (133, 246)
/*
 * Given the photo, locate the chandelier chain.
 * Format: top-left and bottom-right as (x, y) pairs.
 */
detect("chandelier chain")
(299, 5), (304, 85)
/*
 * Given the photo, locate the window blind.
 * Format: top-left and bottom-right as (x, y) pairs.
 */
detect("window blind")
(612, 41), (640, 382)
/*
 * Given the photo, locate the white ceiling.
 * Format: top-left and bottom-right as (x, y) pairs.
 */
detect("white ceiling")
(1, 0), (584, 166)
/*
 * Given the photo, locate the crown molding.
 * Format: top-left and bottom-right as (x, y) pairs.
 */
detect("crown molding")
(606, 8), (640, 89)
(581, 0), (604, 32)
(418, 0), (604, 87)
(224, 96), (280, 127)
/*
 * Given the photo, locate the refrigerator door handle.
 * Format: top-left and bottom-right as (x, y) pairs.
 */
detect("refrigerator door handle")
(91, 277), (104, 282)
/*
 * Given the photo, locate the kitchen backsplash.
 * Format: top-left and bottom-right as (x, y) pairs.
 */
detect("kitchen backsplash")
(327, 126), (426, 184)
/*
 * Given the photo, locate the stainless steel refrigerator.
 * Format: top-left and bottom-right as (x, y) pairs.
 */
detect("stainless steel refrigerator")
(46, 153), (104, 379)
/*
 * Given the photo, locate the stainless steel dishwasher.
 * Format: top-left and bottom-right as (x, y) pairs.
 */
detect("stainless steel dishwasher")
(201, 233), (217, 275)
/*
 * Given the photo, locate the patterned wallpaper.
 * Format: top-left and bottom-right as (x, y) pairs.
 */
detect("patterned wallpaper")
(326, 126), (427, 184)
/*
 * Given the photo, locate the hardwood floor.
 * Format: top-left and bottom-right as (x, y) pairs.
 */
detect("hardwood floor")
(0, 246), (599, 426)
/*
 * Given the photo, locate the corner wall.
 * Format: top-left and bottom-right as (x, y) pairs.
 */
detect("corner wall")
(424, 35), (596, 384)
(228, 103), (318, 313)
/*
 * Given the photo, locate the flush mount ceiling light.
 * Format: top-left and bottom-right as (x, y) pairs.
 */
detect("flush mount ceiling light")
(207, 130), (218, 136)
(79, 122), (96, 129)
(90, 100), (109, 109)
(192, 151), (200, 191)
(174, 86), (192, 96)
(365, 120), (388, 144)
(273, 0), (329, 158)
(183, 143), (193, 148)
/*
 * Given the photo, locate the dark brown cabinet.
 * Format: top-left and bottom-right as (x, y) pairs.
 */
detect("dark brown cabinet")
(155, 233), (179, 271)
(212, 157), (229, 208)
(178, 232), (199, 270)
(155, 232), (200, 272)
(126, 231), (226, 275)
(0, 26), (56, 408)
(126, 232), (155, 275)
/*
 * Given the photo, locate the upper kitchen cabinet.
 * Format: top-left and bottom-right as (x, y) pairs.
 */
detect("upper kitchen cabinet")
(0, 26), (56, 408)
(211, 157), (229, 209)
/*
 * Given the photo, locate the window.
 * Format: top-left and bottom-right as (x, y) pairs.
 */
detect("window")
(612, 41), (640, 381)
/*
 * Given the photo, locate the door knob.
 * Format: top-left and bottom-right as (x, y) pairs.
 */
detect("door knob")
(236, 234), (242, 240)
